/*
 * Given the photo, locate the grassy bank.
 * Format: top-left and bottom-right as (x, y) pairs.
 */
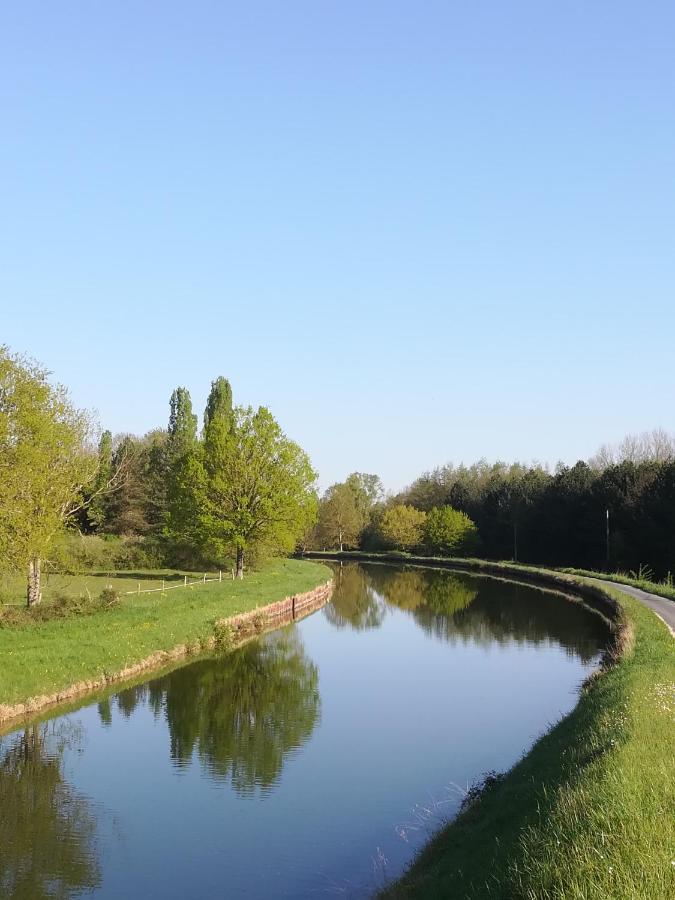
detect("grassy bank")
(301, 552), (674, 897)
(0, 558), (331, 711)
(373, 572), (673, 897)
(0, 568), (232, 607)
(560, 566), (675, 603)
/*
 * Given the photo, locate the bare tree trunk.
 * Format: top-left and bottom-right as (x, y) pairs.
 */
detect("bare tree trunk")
(235, 547), (244, 579)
(339, 529), (343, 552)
(27, 556), (42, 608)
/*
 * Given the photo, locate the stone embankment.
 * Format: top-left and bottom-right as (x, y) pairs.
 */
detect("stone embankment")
(0, 579), (333, 728)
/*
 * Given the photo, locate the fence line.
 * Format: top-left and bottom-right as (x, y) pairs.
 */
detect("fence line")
(121, 571), (229, 596)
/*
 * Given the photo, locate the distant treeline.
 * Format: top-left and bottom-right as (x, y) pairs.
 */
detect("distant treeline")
(309, 430), (675, 579)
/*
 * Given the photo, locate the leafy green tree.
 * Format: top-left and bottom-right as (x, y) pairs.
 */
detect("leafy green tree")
(165, 387), (200, 562)
(316, 482), (364, 551)
(85, 430), (113, 530)
(425, 506), (479, 556)
(203, 376), (233, 447)
(167, 387), (198, 461)
(199, 405), (317, 576)
(379, 504), (426, 551)
(104, 431), (168, 540)
(345, 472), (384, 518)
(0, 348), (98, 605)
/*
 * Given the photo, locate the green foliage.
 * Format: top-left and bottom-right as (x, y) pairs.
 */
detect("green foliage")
(167, 387), (197, 461)
(315, 482), (365, 550)
(379, 504), (427, 551)
(424, 506), (479, 556)
(86, 430), (113, 529)
(0, 347), (97, 602)
(198, 405), (318, 573)
(203, 376), (233, 448)
(395, 453), (675, 577)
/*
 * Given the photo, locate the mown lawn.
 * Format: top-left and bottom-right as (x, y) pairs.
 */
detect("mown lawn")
(0, 558), (331, 708)
(382, 577), (675, 899)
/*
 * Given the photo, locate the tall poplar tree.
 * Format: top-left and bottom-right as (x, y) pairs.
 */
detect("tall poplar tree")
(165, 386), (200, 561)
(167, 387), (198, 463)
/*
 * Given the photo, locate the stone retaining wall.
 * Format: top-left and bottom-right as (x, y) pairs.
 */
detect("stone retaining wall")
(0, 578), (334, 729)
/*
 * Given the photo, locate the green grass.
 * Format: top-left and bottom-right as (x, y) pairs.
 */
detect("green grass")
(0, 568), (230, 606)
(560, 566), (675, 603)
(0, 558), (331, 709)
(378, 573), (674, 899)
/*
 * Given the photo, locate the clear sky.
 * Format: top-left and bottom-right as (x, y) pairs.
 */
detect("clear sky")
(1, 2), (673, 491)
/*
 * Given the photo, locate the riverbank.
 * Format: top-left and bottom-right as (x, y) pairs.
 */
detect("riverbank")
(0, 558), (332, 726)
(302, 553), (674, 898)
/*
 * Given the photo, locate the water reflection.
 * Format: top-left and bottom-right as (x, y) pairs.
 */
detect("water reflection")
(324, 563), (388, 629)
(98, 629), (320, 795)
(0, 564), (608, 899)
(325, 564), (606, 660)
(0, 723), (101, 899)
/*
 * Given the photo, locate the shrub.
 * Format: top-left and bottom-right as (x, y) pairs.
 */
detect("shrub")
(379, 504), (427, 552)
(424, 506), (480, 556)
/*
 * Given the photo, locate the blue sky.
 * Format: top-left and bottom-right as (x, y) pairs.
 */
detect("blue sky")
(1, 2), (673, 491)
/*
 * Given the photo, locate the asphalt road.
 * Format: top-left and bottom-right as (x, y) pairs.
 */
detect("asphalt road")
(591, 578), (675, 634)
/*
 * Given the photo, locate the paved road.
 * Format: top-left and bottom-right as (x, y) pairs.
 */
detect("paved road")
(590, 578), (675, 634)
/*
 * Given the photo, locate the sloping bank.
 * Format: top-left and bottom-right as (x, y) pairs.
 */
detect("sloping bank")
(303, 552), (675, 899)
(0, 558), (332, 728)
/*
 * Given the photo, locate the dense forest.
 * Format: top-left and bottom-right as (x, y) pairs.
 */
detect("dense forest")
(310, 430), (675, 579)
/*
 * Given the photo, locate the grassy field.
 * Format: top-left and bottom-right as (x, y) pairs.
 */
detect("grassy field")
(0, 568), (230, 606)
(377, 575), (674, 898)
(0, 558), (331, 709)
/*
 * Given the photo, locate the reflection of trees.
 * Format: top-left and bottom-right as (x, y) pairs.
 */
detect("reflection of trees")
(0, 723), (101, 899)
(111, 629), (320, 796)
(323, 564), (387, 629)
(433, 585), (607, 661)
(324, 563), (606, 660)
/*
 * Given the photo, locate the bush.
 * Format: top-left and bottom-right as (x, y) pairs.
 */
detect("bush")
(424, 506), (480, 556)
(379, 504), (427, 552)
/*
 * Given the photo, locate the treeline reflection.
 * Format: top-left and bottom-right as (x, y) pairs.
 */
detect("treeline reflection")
(326, 564), (607, 661)
(98, 628), (320, 795)
(0, 723), (101, 899)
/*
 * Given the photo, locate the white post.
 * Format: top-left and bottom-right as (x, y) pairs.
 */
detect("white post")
(162, 579), (165, 592)
(203, 573), (206, 583)
(138, 582), (140, 595)
(219, 570), (222, 583)
(184, 575), (187, 586)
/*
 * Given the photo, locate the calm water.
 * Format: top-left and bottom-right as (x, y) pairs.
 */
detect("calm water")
(0, 564), (608, 899)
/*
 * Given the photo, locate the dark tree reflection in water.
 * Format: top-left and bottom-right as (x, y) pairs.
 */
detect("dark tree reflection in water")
(0, 723), (101, 899)
(97, 628), (320, 795)
(326, 563), (607, 661)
